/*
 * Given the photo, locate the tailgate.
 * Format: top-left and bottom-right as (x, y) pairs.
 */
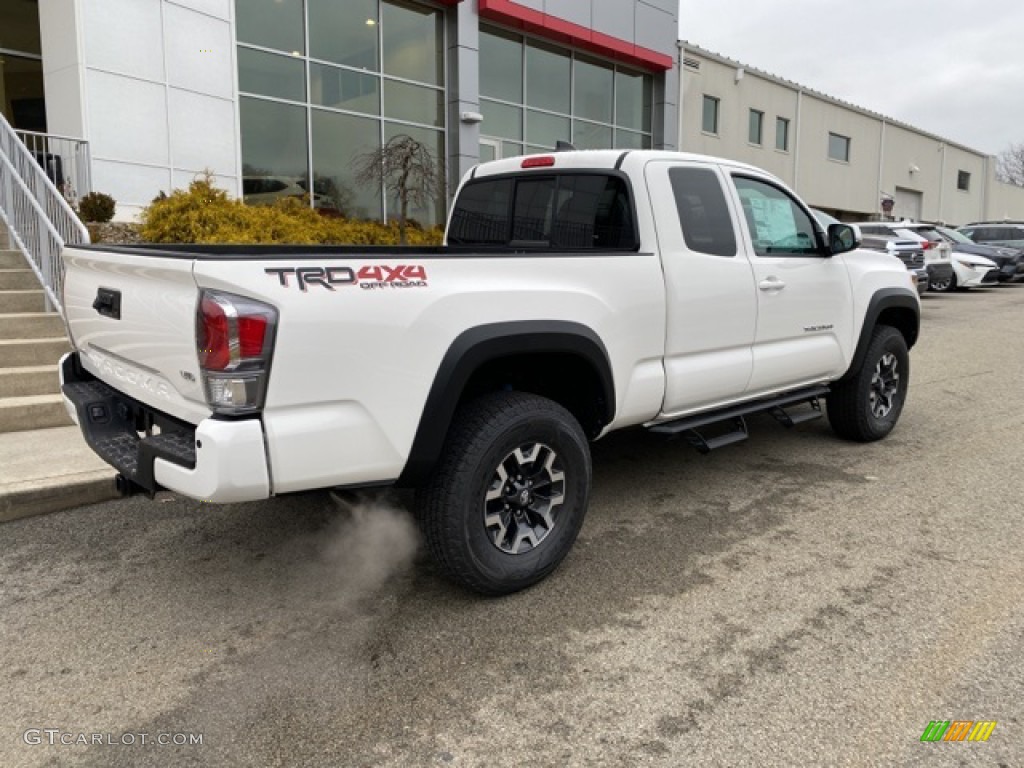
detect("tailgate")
(62, 245), (210, 424)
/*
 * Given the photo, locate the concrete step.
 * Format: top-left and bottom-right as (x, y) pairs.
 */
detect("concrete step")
(0, 269), (40, 291)
(0, 366), (59, 398)
(0, 425), (118, 523)
(0, 312), (66, 339)
(0, 337), (72, 367)
(0, 250), (25, 268)
(0, 290), (47, 313)
(0, 394), (73, 434)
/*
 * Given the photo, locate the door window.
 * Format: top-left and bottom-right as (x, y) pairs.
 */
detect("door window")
(733, 176), (821, 256)
(668, 167), (736, 257)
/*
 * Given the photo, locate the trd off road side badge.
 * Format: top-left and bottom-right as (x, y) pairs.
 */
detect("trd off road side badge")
(265, 265), (428, 292)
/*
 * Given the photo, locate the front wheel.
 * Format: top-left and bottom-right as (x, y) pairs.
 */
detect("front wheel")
(827, 325), (910, 442)
(415, 392), (592, 595)
(930, 271), (955, 292)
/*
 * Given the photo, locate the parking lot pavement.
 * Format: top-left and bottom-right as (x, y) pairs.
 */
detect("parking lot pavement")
(2, 285), (1023, 768)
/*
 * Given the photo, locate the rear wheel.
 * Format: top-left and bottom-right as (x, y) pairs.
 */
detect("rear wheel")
(415, 392), (591, 595)
(930, 271), (955, 292)
(827, 325), (909, 442)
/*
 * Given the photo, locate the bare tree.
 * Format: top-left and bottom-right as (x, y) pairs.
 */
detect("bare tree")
(353, 134), (442, 244)
(996, 143), (1024, 187)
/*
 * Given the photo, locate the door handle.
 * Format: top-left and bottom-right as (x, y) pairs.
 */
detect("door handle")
(758, 277), (785, 291)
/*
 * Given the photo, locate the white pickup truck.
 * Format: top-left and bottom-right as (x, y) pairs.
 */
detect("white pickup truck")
(60, 150), (920, 594)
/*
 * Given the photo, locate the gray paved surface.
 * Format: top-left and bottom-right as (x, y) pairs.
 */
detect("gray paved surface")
(2, 285), (1023, 768)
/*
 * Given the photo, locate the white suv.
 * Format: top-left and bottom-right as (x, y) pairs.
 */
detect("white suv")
(855, 221), (955, 291)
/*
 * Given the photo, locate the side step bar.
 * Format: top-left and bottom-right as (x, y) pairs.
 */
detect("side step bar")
(647, 385), (829, 453)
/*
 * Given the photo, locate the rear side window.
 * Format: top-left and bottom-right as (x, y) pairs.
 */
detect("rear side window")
(448, 173), (637, 249)
(668, 166), (737, 257)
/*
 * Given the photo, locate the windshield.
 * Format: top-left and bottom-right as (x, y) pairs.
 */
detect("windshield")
(937, 227), (972, 244)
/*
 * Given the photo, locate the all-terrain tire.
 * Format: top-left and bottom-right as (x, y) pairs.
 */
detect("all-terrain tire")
(415, 391), (591, 596)
(827, 325), (909, 442)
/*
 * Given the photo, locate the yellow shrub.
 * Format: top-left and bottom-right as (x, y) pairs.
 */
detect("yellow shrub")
(140, 176), (443, 246)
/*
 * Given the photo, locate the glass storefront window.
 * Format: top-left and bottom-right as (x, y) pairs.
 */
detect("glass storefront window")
(574, 56), (613, 124)
(237, 47), (305, 102)
(573, 120), (612, 151)
(310, 62), (380, 115)
(1, 55), (46, 132)
(479, 26), (654, 157)
(311, 108), (382, 219)
(308, 0), (378, 71)
(481, 100), (523, 141)
(615, 70), (651, 132)
(236, 0), (447, 226)
(383, 80), (443, 127)
(383, 122), (445, 226)
(382, 0), (443, 85)
(480, 28), (523, 103)
(235, 0), (304, 55)
(239, 97), (309, 205)
(526, 41), (570, 114)
(0, 1), (42, 54)
(526, 110), (570, 149)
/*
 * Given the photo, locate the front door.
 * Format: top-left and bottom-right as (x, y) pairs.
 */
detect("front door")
(729, 174), (854, 394)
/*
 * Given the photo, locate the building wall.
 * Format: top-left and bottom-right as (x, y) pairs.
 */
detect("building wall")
(680, 44), (1023, 226)
(40, 0), (239, 218)
(35, 0), (677, 220)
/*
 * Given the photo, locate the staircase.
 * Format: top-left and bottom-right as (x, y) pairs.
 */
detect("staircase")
(0, 115), (118, 521)
(0, 220), (73, 433)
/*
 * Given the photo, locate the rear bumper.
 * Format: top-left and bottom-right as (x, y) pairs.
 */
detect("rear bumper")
(60, 353), (270, 503)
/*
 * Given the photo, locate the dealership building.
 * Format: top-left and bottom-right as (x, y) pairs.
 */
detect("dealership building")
(1, 0), (679, 222)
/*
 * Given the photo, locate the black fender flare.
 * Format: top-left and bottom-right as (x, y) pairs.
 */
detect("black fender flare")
(836, 288), (920, 384)
(398, 321), (615, 486)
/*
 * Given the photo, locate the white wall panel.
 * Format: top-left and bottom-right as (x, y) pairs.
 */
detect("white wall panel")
(168, 88), (237, 174)
(86, 70), (169, 166)
(82, 0), (165, 81)
(163, 3), (234, 99)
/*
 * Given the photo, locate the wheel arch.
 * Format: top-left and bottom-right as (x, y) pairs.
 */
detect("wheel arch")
(837, 288), (920, 384)
(398, 321), (615, 486)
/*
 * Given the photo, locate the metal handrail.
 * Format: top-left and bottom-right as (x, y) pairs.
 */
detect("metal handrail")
(15, 128), (92, 204)
(0, 112), (90, 316)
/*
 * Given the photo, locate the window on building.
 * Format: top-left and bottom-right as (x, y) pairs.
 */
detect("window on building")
(957, 171), (971, 191)
(478, 27), (654, 154)
(0, 0), (45, 132)
(775, 117), (789, 152)
(235, 0), (446, 225)
(748, 109), (763, 145)
(828, 132), (851, 162)
(702, 95), (720, 135)
(669, 167), (737, 257)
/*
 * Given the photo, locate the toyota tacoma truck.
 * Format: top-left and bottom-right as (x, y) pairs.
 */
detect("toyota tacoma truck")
(59, 150), (920, 595)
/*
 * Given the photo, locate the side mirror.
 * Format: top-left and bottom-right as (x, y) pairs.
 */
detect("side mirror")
(828, 223), (861, 256)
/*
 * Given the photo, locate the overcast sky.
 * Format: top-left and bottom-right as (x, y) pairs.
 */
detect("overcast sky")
(678, 0), (1024, 156)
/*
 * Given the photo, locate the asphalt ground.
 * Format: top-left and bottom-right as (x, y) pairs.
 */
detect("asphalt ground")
(2, 283), (1023, 768)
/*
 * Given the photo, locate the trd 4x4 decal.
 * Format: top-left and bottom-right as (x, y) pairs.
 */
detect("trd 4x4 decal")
(265, 265), (428, 291)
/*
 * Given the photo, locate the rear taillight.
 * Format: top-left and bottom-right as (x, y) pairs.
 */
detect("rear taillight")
(196, 290), (277, 415)
(920, 240), (933, 250)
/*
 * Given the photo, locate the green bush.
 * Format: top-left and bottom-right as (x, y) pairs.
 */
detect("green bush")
(77, 192), (117, 223)
(139, 176), (443, 246)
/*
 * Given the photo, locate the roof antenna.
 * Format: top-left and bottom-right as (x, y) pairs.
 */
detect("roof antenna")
(555, 140), (577, 152)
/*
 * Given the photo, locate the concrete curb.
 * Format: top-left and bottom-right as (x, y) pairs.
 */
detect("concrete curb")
(0, 471), (118, 523)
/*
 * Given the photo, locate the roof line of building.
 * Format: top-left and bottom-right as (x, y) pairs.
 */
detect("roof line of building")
(678, 41), (991, 160)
